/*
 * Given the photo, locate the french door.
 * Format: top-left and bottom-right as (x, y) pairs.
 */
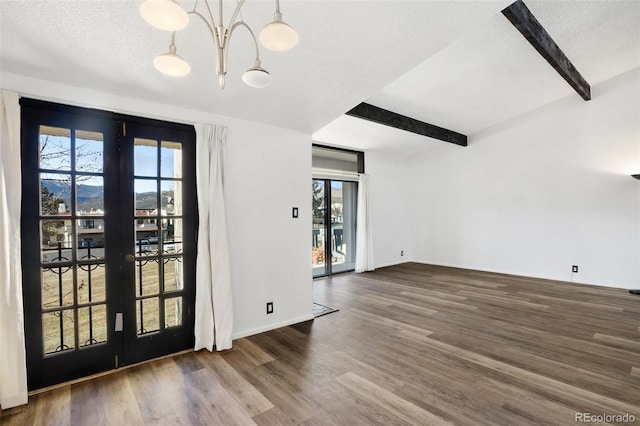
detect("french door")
(20, 99), (197, 390)
(312, 179), (357, 277)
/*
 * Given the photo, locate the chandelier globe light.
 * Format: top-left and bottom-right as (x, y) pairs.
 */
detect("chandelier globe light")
(153, 36), (191, 77)
(260, 0), (299, 51)
(140, 0), (298, 89)
(242, 65), (272, 89)
(140, 0), (189, 31)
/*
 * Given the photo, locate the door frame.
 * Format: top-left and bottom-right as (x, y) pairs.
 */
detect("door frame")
(312, 144), (364, 278)
(312, 178), (358, 278)
(20, 98), (197, 390)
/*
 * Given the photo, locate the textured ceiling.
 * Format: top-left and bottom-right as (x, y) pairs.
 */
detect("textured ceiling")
(314, 0), (640, 157)
(0, 0), (510, 133)
(1, 1), (639, 158)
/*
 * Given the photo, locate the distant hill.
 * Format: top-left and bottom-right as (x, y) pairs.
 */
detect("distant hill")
(42, 179), (102, 211)
(42, 179), (173, 212)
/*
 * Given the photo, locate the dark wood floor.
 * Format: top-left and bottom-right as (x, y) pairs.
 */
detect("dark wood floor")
(3, 263), (640, 425)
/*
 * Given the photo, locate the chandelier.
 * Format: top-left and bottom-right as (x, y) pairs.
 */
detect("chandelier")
(140, 0), (298, 89)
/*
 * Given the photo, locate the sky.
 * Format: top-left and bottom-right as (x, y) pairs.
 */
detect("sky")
(39, 132), (181, 194)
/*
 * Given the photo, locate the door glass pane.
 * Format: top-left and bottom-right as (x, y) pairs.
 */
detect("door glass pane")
(40, 173), (72, 216)
(164, 297), (182, 328)
(136, 259), (159, 296)
(160, 141), (182, 178)
(331, 181), (357, 274)
(39, 126), (71, 171)
(77, 218), (105, 260)
(43, 309), (75, 354)
(41, 267), (74, 308)
(163, 218), (182, 253)
(78, 305), (107, 347)
(134, 138), (158, 177)
(42, 312), (60, 354)
(76, 176), (104, 214)
(76, 130), (104, 173)
(137, 298), (160, 335)
(133, 226), (153, 257)
(77, 263), (106, 304)
(41, 220), (71, 263)
(135, 179), (157, 213)
(163, 257), (183, 292)
(312, 180), (327, 277)
(161, 180), (181, 216)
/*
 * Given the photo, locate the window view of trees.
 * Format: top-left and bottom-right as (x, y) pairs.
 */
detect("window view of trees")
(40, 186), (65, 244)
(312, 180), (325, 267)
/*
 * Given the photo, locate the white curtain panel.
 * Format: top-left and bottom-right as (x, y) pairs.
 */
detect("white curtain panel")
(355, 173), (375, 273)
(0, 90), (28, 408)
(194, 123), (233, 351)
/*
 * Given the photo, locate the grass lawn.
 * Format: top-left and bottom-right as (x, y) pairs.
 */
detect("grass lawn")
(41, 255), (182, 354)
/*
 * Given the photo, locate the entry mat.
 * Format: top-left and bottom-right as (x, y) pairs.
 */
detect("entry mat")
(313, 302), (339, 318)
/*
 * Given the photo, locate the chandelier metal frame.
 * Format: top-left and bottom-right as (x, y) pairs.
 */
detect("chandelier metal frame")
(140, 0), (298, 89)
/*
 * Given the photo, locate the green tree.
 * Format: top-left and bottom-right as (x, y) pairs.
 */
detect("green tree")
(312, 181), (324, 223)
(41, 187), (64, 244)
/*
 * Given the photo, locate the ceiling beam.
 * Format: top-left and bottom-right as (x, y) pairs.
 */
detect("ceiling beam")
(346, 103), (467, 147)
(502, 0), (591, 101)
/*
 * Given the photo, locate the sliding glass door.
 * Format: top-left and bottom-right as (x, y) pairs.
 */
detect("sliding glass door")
(312, 179), (357, 277)
(311, 144), (363, 277)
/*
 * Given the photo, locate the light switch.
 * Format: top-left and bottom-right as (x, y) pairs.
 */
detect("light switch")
(292, 207), (299, 218)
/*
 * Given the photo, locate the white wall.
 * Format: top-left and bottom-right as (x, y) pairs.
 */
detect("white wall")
(225, 125), (313, 338)
(1, 72), (313, 340)
(366, 151), (412, 268)
(410, 69), (640, 289)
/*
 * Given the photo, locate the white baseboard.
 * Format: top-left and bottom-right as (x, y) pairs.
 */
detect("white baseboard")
(231, 313), (315, 340)
(0, 393), (28, 410)
(410, 259), (628, 290)
(374, 260), (411, 269)
(413, 258), (571, 282)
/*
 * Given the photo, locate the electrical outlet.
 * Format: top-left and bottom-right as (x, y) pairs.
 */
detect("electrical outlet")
(266, 302), (274, 314)
(401, 250), (404, 256)
(572, 265), (579, 273)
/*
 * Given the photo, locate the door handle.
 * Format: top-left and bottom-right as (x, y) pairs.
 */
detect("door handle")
(124, 254), (135, 263)
(115, 313), (123, 332)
